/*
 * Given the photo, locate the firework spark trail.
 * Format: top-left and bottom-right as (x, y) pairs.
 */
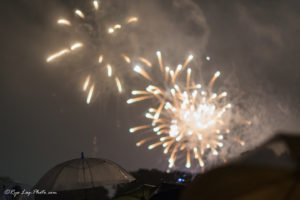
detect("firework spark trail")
(46, 0), (138, 104)
(127, 52), (250, 169)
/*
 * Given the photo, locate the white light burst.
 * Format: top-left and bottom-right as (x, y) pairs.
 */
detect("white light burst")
(127, 52), (250, 169)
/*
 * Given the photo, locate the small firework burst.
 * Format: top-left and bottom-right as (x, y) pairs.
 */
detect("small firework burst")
(46, 0), (138, 104)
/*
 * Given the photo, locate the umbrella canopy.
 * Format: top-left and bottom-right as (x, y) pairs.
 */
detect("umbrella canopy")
(181, 133), (300, 200)
(113, 184), (157, 200)
(35, 154), (135, 191)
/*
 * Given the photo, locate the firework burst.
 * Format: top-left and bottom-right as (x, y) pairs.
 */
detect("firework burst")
(46, 0), (138, 104)
(127, 52), (251, 169)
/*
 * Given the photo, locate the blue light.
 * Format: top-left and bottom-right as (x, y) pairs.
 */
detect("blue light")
(177, 178), (185, 183)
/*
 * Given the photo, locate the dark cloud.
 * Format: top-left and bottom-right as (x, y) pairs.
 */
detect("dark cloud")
(0, 0), (300, 185)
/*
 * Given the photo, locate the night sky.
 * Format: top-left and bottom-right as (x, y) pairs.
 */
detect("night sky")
(1, 0), (300, 185)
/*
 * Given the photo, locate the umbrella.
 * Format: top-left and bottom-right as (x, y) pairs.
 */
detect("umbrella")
(34, 153), (135, 199)
(181, 133), (300, 200)
(113, 184), (157, 200)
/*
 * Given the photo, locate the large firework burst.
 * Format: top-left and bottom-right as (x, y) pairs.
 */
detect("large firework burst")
(127, 52), (251, 169)
(46, 0), (138, 104)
